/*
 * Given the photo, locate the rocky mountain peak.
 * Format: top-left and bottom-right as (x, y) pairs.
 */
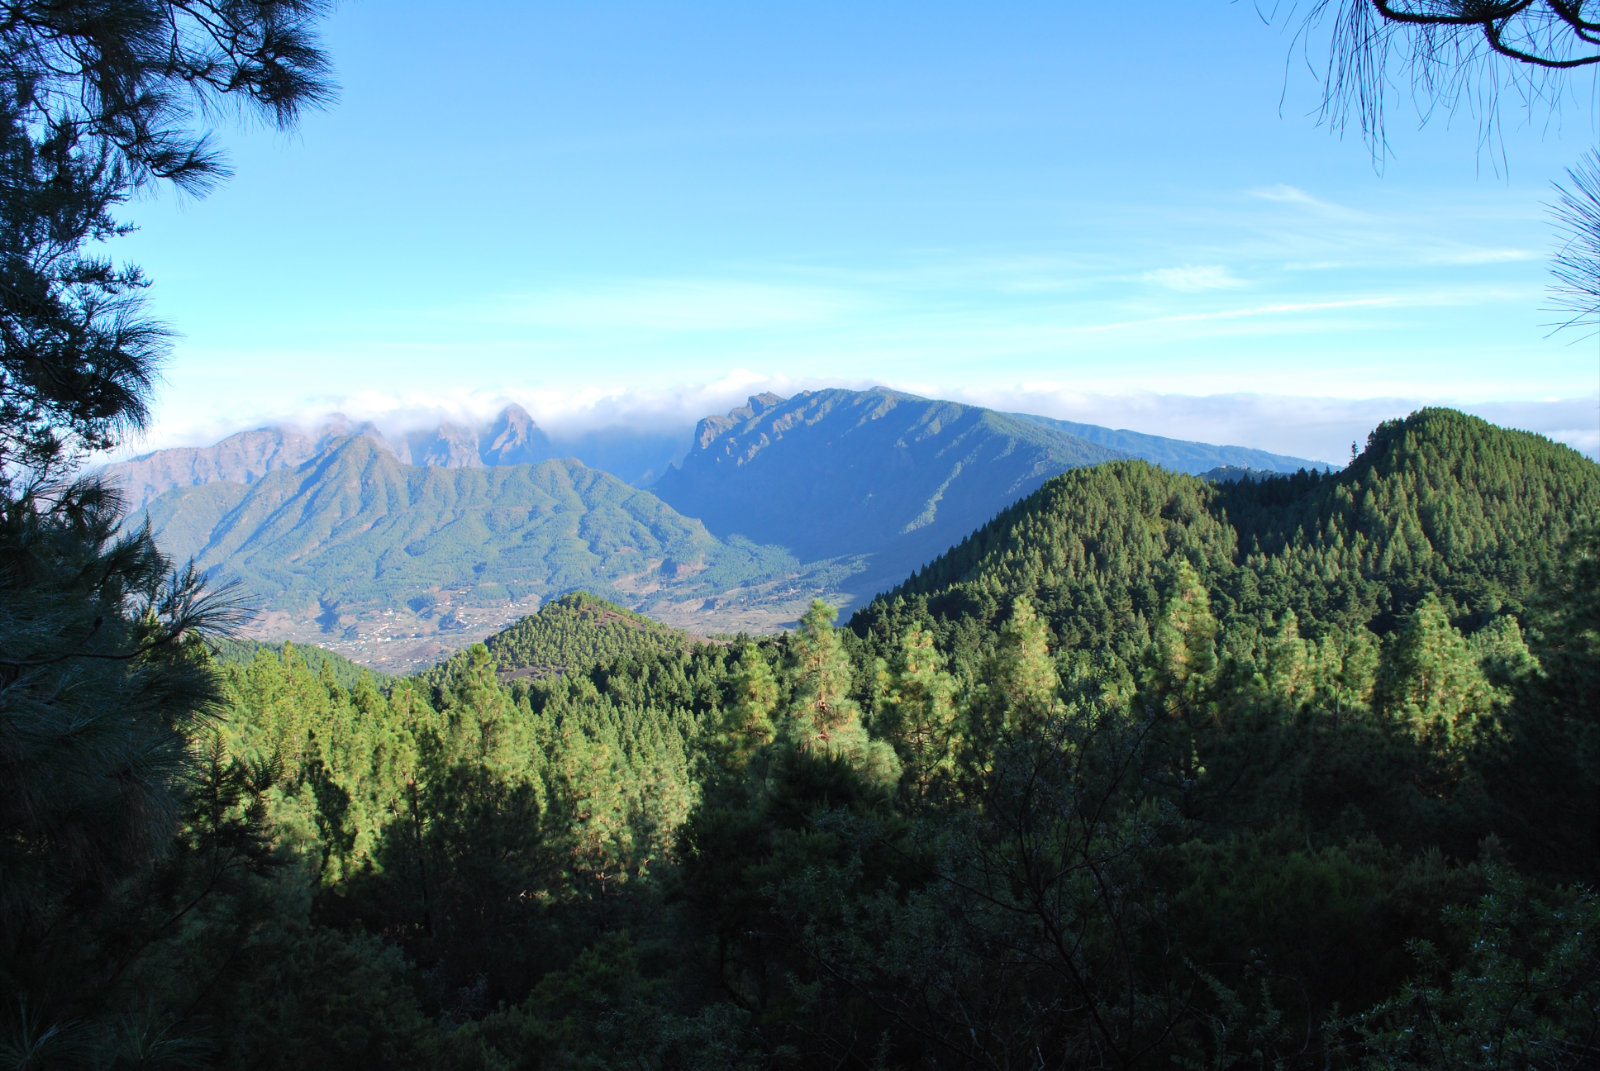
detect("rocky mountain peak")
(693, 392), (791, 450)
(482, 404), (553, 465)
(396, 421), (481, 468)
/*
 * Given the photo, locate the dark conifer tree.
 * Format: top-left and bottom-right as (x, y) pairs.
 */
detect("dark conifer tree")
(0, 3), (333, 1059)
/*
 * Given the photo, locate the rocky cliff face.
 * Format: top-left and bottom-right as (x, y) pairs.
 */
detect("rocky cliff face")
(394, 421), (482, 467)
(691, 391), (784, 450)
(103, 426), (322, 509)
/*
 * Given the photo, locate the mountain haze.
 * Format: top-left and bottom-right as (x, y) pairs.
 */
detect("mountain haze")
(1009, 411), (1331, 473)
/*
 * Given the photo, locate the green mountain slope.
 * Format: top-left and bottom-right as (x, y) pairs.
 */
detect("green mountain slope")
(855, 409), (1600, 663)
(416, 591), (692, 689)
(652, 387), (1324, 596)
(140, 435), (806, 668)
(103, 403), (683, 508)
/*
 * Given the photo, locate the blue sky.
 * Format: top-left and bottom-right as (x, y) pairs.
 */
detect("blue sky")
(113, 1), (1600, 463)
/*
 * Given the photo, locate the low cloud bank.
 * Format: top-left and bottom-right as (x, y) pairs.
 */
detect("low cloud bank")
(120, 376), (1598, 468)
(940, 388), (1599, 466)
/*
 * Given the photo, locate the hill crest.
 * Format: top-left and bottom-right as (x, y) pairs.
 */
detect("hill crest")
(855, 407), (1600, 662)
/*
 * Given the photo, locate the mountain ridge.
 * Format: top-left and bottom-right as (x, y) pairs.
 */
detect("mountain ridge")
(127, 388), (1334, 669)
(651, 386), (1324, 595)
(104, 389), (1327, 512)
(105, 403), (685, 510)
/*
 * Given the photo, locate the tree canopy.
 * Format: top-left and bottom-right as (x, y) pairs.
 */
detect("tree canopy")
(1283, 1), (1599, 154)
(0, 0), (333, 473)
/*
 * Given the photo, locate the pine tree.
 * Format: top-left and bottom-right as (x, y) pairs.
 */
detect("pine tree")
(980, 597), (1060, 735)
(1377, 595), (1500, 765)
(787, 600), (861, 750)
(785, 600), (900, 785)
(719, 644), (778, 770)
(0, 4), (332, 1057)
(1149, 562), (1219, 718)
(877, 626), (962, 800)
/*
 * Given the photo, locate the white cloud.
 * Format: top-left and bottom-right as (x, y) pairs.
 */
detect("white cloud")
(1246, 184), (1363, 217)
(1141, 265), (1246, 292)
(113, 374), (1599, 470)
(509, 371), (870, 435)
(116, 373), (881, 457)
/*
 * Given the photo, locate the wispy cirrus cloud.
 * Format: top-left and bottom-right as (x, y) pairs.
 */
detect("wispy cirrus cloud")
(1141, 264), (1246, 292)
(1248, 184), (1363, 216)
(1250, 184), (1320, 205)
(1422, 247), (1538, 266)
(1082, 296), (1396, 333)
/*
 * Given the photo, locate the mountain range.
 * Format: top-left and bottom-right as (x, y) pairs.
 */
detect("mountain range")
(117, 388), (1327, 670)
(139, 434), (809, 670)
(104, 404), (686, 509)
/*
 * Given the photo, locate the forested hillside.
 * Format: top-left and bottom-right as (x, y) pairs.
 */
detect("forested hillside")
(858, 409), (1597, 665)
(212, 637), (388, 690)
(22, 407), (1600, 1068)
(416, 591), (694, 688)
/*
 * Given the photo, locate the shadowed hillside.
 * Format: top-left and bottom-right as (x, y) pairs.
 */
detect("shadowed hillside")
(653, 387), (1323, 596)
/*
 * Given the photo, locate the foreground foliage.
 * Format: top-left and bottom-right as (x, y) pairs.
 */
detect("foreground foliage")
(13, 408), (1599, 1068)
